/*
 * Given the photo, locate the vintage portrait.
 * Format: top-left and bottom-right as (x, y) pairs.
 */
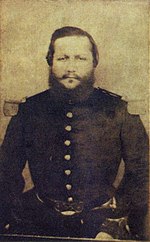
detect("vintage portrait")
(0, 0), (149, 241)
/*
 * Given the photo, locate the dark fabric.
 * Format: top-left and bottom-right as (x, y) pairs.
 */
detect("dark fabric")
(0, 87), (149, 238)
(6, 189), (113, 238)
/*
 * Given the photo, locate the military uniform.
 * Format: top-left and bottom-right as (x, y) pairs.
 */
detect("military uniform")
(0, 87), (148, 239)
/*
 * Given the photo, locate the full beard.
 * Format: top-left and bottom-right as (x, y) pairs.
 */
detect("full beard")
(48, 70), (95, 100)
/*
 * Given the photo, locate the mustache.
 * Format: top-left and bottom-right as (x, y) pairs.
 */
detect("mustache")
(62, 74), (81, 80)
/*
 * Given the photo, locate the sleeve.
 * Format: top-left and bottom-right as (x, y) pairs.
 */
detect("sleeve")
(114, 104), (149, 238)
(0, 104), (27, 230)
(100, 102), (149, 240)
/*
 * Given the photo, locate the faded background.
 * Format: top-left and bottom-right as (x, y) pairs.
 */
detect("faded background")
(0, 0), (149, 239)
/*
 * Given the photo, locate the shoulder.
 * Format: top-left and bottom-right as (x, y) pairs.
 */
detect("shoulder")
(26, 89), (50, 104)
(96, 87), (122, 99)
(94, 87), (127, 107)
(92, 88), (128, 118)
(22, 89), (51, 108)
(18, 89), (51, 115)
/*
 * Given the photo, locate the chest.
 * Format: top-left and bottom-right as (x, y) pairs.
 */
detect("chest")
(24, 104), (121, 151)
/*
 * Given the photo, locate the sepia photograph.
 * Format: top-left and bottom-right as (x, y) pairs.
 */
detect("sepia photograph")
(0, 0), (149, 241)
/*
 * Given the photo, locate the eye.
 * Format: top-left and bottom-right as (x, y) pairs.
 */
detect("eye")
(76, 56), (87, 61)
(57, 57), (66, 61)
(57, 56), (69, 61)
(79, 57), (87, 60)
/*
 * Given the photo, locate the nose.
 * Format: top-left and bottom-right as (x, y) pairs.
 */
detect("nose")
(66, 59), (76, 73)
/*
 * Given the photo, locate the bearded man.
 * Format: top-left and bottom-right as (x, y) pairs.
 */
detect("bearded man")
(0, 26), (148, 240)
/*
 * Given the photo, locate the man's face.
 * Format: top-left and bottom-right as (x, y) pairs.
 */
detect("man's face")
(51, 36), (94, 89)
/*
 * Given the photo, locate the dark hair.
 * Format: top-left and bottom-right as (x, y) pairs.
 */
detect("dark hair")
(46, 26), (99, 67)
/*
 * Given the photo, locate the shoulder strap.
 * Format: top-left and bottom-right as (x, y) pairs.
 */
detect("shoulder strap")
(97, 87), (122, 99)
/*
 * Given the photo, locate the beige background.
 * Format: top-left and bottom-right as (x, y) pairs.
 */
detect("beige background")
(0, 0), (149, 239)
(1, 0), (149, 136)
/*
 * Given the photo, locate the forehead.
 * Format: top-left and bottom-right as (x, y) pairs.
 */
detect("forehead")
(54, 36), (92, 54)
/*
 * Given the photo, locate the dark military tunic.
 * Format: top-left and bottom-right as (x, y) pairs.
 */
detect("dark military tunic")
(0, 87), (148, 238)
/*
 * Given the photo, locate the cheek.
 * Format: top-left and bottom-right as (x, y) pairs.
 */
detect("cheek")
(52, 63), (64, 76)
(79, 64), (94, 76)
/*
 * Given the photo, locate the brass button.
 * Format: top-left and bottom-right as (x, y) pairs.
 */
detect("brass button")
(64, 140), (71, 146)
(64, 155), (71, 161)
(65, 170), (71, 175)
(68, 197), (73, 202)
(65, 125), (72, 131)
(66, 184), (72, 190)
(66, 112), (73, 118)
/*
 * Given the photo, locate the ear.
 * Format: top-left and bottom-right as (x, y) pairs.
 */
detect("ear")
(93, 56), (99, 67)
(46, 55), (53, 66)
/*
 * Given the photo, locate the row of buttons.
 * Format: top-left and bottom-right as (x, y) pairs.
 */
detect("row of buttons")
(65, 111), (73, 202)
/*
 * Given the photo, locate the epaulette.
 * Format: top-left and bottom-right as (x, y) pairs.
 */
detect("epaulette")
(3, 97), (27, 116)
(97, 87), (122, 99)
